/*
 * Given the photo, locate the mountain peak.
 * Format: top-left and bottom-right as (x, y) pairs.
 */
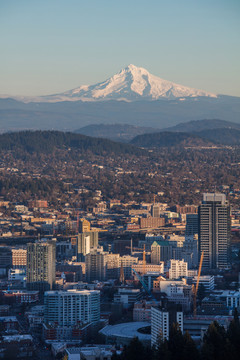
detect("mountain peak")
(56, 64), (217, 102)
(123, 64), (149, 73)
(3, 65), (217, 103)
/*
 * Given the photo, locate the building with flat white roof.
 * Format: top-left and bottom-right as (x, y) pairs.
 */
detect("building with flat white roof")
(66, 345), (114, 360)
(192, 275), (214, 291)
(100, 322), (151, 346)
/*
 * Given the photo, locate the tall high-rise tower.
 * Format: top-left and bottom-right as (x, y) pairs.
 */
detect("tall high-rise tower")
(27, 240), (56, 291)
(198, 193), (231, 269)
(77, 219), (98, 261)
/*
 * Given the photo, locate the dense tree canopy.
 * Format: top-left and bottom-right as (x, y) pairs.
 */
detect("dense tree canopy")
(112, 313), (240, 360)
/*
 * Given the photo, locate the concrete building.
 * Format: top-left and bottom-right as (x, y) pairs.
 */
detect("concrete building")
(166, 284), (192, 311)
(175, 205), (198, 215)
(114, 288), (142, 308)
(151, 241), (172, 264)
(11, 248), (27, 268)
(27, 240), (56, 291)
(133, 300), (155, 322)
(169, 259), (188, 279)
(192, 275), (215, 292)
(119, 255), (138, 279)
(132, 262), (164, 276)
(226, 290), (240, 309)
(8, 268), (26, 281)
(140, 217), (165, 229)
(182, 236), (198, 268)
(85, 249), (108, 282)
(105, 253), (120, 279)
(2, 290), (39, 303)
(198, 193), (231, 269)
(113, 239), (132, 256)
(0, 247), (12, 266)
(151, 305), (183, 345)
(66, 345), (113, 360)
(0, 335), (34, 359)
(142, 272), (164, 291)
(79, 219), (91, 232)
(167, 235), (185, 248)
(28, 200), (48, 208)
(77, 231), (98, 261)
(153, 277), (187, 293)
(151, 204), (160, 218)
(185, 214), (199, 236)
(44, 289), (100, 326)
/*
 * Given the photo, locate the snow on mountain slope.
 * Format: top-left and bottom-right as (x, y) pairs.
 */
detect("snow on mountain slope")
(1, 64), (217, 103)
(47, 64), (216, 102)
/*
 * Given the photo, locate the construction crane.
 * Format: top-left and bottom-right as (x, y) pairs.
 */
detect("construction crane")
(193, 251), (204, 317)
(132, 268), (158, 305)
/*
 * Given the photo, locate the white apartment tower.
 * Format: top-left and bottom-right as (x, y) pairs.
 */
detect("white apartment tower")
(44, 289), (100, 326)
(151, 306), (183, 346)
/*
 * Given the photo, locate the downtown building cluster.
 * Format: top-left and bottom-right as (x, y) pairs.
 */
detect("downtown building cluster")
(0, 192), (239, 359)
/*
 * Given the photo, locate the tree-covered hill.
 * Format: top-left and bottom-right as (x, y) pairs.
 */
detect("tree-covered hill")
(0, 130), (145, 155)
(195, 128), (240, 145)
(131, 127), (240, 148)
(162, 118), (240, 132)
(130, 131), (213, 148)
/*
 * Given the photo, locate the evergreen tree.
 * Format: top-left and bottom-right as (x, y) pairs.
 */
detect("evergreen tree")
(183, 331), (199, 360)
(201, 321), (227, 360)
(152, 335), (171, 360)
(226, 308), (240, 358)
(167, 323), (185, 360)
(120, 337), (147, 360)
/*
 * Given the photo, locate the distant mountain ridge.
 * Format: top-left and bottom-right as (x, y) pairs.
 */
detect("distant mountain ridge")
(74, 119), (240, 142)
(75, 124), (160, 142)
(131, 125), (240, 148)
(162, 119), (240, 132)
(1, 96), (240, 133)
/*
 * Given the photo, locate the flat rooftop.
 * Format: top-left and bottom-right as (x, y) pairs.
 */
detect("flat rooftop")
(100, 322), (151, 341)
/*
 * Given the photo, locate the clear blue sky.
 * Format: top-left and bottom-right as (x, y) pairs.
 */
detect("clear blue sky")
(1, 0), (239, 96)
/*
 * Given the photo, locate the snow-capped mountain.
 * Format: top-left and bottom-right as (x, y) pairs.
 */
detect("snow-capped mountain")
(7, 64), (216, 103)
(41, 64), (216, 102)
